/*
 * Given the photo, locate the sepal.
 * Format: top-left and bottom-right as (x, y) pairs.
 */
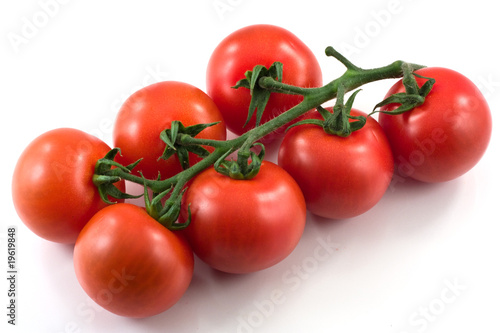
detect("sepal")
(93, 148), (143, 204)
(233, 62), (283, 128)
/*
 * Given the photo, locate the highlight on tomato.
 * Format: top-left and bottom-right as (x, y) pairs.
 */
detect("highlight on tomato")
(180, 161), (306, 274)
(11, 128), (125, 244)
(113, 80), (227, 180)
(378, 67), (492, 183)
(206, 24), (323, 141)
(278, 108), (394, 220)
(74, 203), (194, 318)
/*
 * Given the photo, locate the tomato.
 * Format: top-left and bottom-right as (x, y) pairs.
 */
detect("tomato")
(113, 81), (227, 180)
(74, 203), (194, 318)
(180, 161), (306, 274)
(12, 128), (125, 244)
(206, 24), (323, 141)
(378, 67), (492, 183)
(278, 109), (394, 220)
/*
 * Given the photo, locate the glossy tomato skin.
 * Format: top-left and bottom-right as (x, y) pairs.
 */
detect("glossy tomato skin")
(113, 81), (226, 180)
(74, 203), (194, 318)
(278, 109), (394, 220)
(12, 128), (125, 244)
(206, 24), (322, 141)
(378, 67), (492, 183)
(180, 161), (306, 274)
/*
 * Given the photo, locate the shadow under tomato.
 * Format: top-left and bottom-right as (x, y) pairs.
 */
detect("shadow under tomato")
(307, 174), (467, 247)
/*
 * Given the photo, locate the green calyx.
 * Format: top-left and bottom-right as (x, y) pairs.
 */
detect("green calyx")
(159, 120), (221, 170)
(214, 143), (265, 180)
(323, 85), (365, 137)
(233, 62), (283, 128)
(287, 84), (366, 137)
(93, 148), (143, 204)
(372, 62), (435, 115)
(143, 178), (191, 230)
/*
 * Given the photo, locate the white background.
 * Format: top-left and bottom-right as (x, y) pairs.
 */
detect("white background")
(1, 0), (499, 332)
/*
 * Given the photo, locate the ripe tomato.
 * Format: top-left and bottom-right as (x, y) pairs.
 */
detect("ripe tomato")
(74, 203), (194, 318)
(206, 24), (323, 141)
(113, 81), (227, 180)
(278, 109), (394, 220)
(378, 67), (492, 183)
(12, 128), (125, 244)
(180, 161), (306, 274)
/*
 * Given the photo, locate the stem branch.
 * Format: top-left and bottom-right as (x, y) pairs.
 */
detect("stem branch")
(95, 49), (427, 227)
(127, 58), (415, 194)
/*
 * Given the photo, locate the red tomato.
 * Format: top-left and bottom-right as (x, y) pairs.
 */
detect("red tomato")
(74, 203), (194, 318)
(278, 109), (394, 219)
(180, 161), (306, 274)
(12, 128), (125, 244)
(113, 81), (227, 180)
(378, 67), (492, 183)
(206, 24), (323, 141)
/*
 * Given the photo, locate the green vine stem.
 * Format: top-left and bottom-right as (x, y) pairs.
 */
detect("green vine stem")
(94, 46), (428, 227)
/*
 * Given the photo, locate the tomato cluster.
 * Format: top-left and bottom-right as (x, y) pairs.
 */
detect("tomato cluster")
(11, 24), (491, 318)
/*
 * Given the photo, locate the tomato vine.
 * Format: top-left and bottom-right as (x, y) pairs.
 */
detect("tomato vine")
(93, 46), (431, 228)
